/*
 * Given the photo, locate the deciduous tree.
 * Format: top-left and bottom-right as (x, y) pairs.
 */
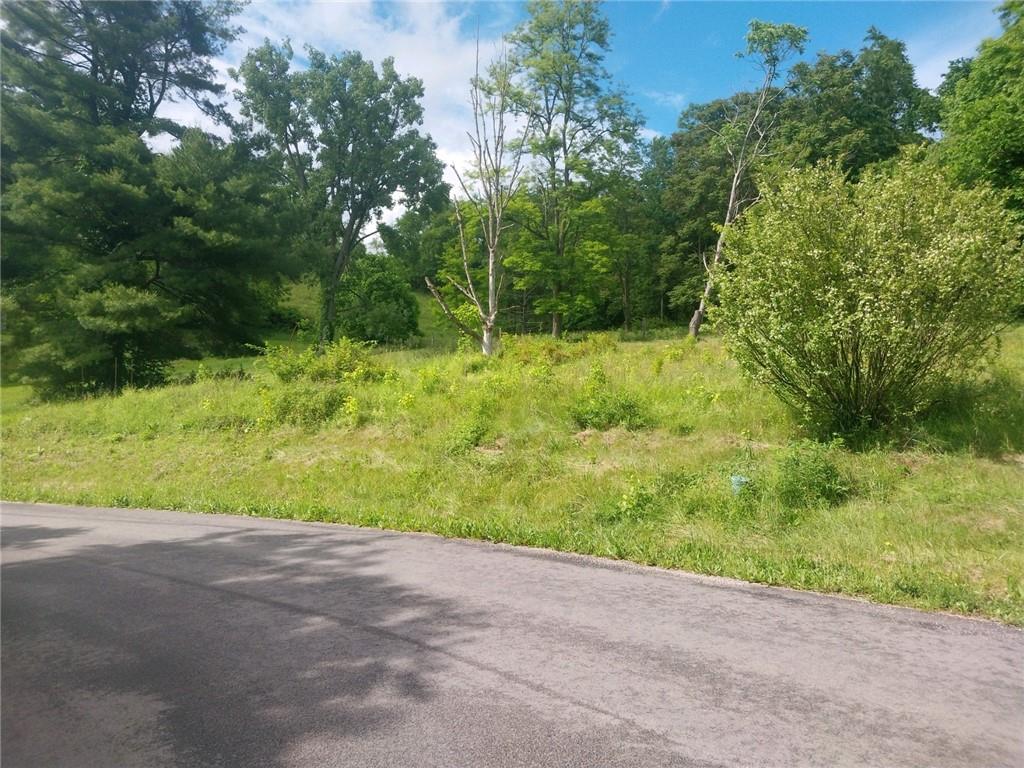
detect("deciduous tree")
(940, 1), (1024, 218)
(234, 42), (444, 350)
(427, 46), (531, 355)
(778, 29), (939, 176)
(508, 0), (641, 337)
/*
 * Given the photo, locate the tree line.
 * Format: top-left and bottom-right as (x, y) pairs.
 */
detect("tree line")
(2, 0), (1021, 395)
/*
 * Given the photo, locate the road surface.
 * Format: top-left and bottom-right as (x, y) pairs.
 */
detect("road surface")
(2, 501), (1021, 767)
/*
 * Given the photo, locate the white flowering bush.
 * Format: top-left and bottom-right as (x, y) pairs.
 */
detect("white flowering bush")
(715, 156), (1024, 435)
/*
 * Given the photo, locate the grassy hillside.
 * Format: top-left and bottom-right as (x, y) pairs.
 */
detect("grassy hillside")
(3, 327), (1023, 624)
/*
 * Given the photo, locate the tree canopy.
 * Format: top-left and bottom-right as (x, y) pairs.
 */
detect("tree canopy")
(1, 0), (274, 394)
(3, 0), (1018, 404)
(234, 41), (445, 348)
(940, 0), (1024, 217)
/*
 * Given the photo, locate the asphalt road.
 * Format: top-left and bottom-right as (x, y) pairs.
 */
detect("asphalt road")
(2, 502), (1021, 767)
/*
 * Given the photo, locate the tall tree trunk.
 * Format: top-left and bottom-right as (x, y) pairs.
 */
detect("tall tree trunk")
(483, 246), (498, 357)
(318, 240), (352, 352)
(689, 165), (743, 338)
(318, 276), (338, 351)
(551, 312), (562, 338)
(550, 280), (563, 338)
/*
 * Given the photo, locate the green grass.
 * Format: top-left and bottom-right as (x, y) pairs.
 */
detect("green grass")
(3, 327), (1023, 624)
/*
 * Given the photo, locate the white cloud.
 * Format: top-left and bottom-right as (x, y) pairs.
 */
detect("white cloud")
(905, 4), (1001, 91)
(643, 89), (688, 111)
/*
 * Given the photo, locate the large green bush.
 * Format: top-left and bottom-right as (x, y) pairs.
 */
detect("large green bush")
(715, 156), (1024, 434)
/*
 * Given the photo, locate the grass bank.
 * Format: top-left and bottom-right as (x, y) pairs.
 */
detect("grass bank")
(3, 328), (1023, 624)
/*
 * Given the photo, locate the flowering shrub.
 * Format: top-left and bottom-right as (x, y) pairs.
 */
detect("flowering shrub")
(715, 156), (1024, 434)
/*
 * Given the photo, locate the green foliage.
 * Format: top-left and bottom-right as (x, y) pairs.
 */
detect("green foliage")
(334, 253), (419, 344)
(664, 24), (939, 328)
(259, 383), (350, 429)
(744, 20), (808, 67)
(663, 98), (750, 307)
(452, 303), (483, 354)
(716, 155), (1024, 435)
(570, 364), (651, 431)
(0, 1), (287, 396)
(772, 440), (850, 509)
(778, 29), (940, 175)
(379, 203), (454, 287)
(1, 123), (180, 395)
(0, 1), (241, 137)
(262, 339), (388, 384)
(911, 362), (1024, 457)
(153, 130), (302, 343)
(600, 471), (692, 525)
(603, 475), (659, 524)
(233, 42), (445, 347)
(503, 335), (583, 366)
(4, 330), (1024, 623)
(507, 0), (642, 336)
(442, 404), (493, 456)
(940, 1), (1024, 219)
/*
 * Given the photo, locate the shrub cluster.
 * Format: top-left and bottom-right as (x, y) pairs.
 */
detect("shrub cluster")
(502, 332), (618, 367)
(263, 338), (390, 384)
(715, 156), (1024, 435)
(442, 396), (495, 455)
(771, 440), (850, 509)
(599, 471), (693, 525)
(570, 364), (651, 431)
(258, 383), (350, 428)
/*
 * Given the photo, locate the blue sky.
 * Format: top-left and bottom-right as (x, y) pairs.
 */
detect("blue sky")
(157, 1), (1004, 181)
(601, 1), (1002, 135)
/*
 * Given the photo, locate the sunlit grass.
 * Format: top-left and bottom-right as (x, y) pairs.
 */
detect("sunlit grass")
(3, 327), (1022, 624)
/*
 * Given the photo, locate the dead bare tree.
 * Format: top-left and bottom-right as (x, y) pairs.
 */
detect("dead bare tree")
(688, 21), (807, 338)
(426, 41), (530, 356)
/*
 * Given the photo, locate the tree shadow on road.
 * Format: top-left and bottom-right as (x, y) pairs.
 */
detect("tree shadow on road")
(2, 524), (488, 767)
(1, 524), (91, 549)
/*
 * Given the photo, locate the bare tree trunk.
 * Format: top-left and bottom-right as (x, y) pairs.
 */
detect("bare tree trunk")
(481, 321), (497, 356)
(686, 31), (801, 338)
(689, 163), (743, 338)
(483, 242), (499, 356)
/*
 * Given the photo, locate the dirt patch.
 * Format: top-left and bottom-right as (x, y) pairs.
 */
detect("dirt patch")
(1001, 453), (1024, 469)
(475, 437), (508, 456)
